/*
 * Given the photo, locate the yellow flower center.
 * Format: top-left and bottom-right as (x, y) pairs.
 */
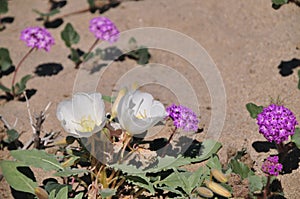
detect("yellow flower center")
(135, 109), (147, 119)
(77, 115), (96, 132)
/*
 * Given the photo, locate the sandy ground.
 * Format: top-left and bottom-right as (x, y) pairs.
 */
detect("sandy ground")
(0, 0), (300, 198)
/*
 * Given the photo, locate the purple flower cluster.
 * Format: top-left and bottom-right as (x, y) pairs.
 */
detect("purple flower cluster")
(20, 27), (55, 51)
(89, 16), (119, 43)
(257, 104), (298, 144)
(166, 104), (199, 132)
(261, 156), (282, 176)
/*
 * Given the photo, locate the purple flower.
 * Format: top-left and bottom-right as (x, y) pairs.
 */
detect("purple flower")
(20, 27), (55, 51)
(166, 104), (199, 132)
(257, 104), (298, 144)
(261, 156), (282, 176)
(89, 16), (119, 43)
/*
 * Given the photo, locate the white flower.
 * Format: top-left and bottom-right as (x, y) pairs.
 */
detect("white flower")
(117, 90), (167, 135)
(56, 92), (106, 138)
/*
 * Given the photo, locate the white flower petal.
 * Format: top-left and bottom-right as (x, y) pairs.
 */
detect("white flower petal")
(72, 92), (96, 121)
(56, 100), (78, 136)
(88, 93), (106, 126)
(56, 92), (106, 138)
(150, 100), (167, 118)
(117, 89), (166, 135)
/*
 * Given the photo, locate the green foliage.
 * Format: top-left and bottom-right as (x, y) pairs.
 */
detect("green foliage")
(102, 95), (115, 103)
(248, 175), (263, 193)
(246, 102), (263, 119)
(70, 48), (82, 65)
(229, 158), (254, 179)
(45, 180), (71, 197)
(3, 129), (19, 143)
(0, 161), (38, 194)
(54, 186), (68, 199)
(99, 188), (116, 198)
(111, 140), (221, 196)
(87, 0), (95, 9)
(13, 74), (32, 95)
(291, 127), (300, 149)
(0, 48), (13, 72)
(73, 192), (84, 199)
(158, 166), (207, 197)
(272, 0), (288, 5)
(32, 8), (60, 18)
(53, 168), (88, 177)
(61, 23), (80, 48)
(298, 70), (300, 89)
(10, 149), (64, 171)
(83, 52), (94, 62)
(0, 0), (8, 14)
(126, 47), (151, 65)
(206, 154), (222, 170)
(126, 37), (151, 65)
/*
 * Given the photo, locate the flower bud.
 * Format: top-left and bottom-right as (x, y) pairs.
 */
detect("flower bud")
(205, 180), (231, 198)
(196, 186), (214, 198)
(34, 187), (49, 199)
(211, 168), (228, 183)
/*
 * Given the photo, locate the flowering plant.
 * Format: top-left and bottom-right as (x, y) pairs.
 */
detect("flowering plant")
(116, 89), (167, 135)
(56, 92), (106, 138)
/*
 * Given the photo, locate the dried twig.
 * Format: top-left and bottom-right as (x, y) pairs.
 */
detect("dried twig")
(0, 115), (12, 130)
(23, 91), (52, 149)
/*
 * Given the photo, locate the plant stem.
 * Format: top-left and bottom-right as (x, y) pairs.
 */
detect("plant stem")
(263, 175), (271, 199)
(120, 133), (132, 162)
(161, 127), (177, 157)
(57, 7), (90, 19)
(11, 47), (34, 95)
(75, 38), (99, 69)
(276, 142), (287, 162)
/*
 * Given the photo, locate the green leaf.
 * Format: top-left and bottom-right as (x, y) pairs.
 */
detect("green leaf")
(248, 175), (263, 193)
(291, 127), (300, 149)
(0, 48), (13, 72)
(87, 0), (95, 8)
(55, 186), (68, 199)
(14, 74), (32, 95)
(83, 52), (94, 62)
(61, 156), (80, 168)
(70, 48), (81, 64)
(206, 155), (222, 170)
(44, 180), (71, 196)
(297, 70), (300, 90)
(272, 0), (288, 5)
(74, 192), (84, 199)
(10, 149), (64, 171)
(246, 102), (263, 119)
(146, 155), (191, 173)
(49, 190), (56, 199)
(3, 129), (19, 143)
(137, 47), (150, 65)
(188, 166), (208, 189)
(0, 0), (8, 14)
(0, 161), (38, 194)
(0, 83), (11, 92)
(53, 168), (88, 177)
(99, 188), (116, 198)
(32, 8), (60, 17)
(110, 163), (145, 175)
(61, 23), (80, 48)
(126, 175), (155, 194)
(102, 95), (115, 103)
(229, 159), (254, 179)
(172, 168), (191, 195)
